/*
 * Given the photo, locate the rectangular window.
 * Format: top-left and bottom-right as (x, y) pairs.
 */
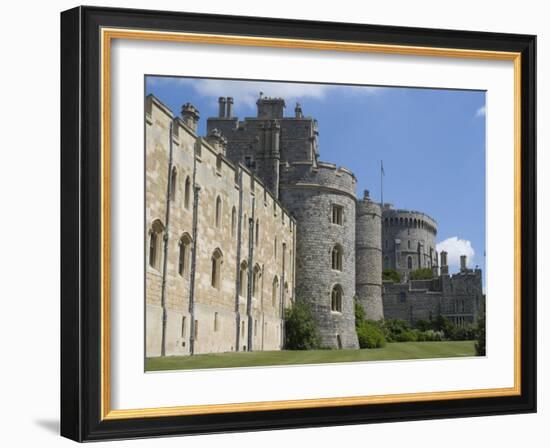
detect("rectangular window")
(214, 312), (219, 332)
(194, 320), (198, 340)
(181, 316), (186, 337)
(331, 204), (343, 225)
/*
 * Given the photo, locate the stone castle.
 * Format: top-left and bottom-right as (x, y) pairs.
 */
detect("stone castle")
(145, 93), (484, 357)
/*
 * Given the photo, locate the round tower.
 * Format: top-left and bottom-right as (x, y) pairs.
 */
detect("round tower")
(279, 162), (359, 349)
(381, 205), (438, 281)
(355, 191), (383, 320)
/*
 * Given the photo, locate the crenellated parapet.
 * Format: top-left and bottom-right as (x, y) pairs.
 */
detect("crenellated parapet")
(280, 161), (357, 200)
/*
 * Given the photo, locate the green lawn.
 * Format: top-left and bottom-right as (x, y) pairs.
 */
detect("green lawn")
(146, 341), (476, 371)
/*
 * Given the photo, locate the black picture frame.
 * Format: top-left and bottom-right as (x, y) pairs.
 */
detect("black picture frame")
(61, 5), (536, 442)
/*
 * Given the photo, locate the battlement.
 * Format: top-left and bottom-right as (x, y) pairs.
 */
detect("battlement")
(382, 207), (437, 235)
(280, 160), (357, 198)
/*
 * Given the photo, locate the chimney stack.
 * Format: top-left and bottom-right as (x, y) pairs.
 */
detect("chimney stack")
(226, 97), (234, 118)
(218, 97), (226, 118)
(460, 255), (467, 272)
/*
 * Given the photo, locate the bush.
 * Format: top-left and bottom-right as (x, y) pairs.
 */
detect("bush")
(284, 301), (321, 350)
(382, 269), (401, 283)
(409, 268), (434, 280)
(382, 319), (411, 342)
(357, 321), (386, 348)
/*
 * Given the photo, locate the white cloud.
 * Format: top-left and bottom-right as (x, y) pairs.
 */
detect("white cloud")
(148, 76), (383, 114)
(436, 237), (476, 273)
(476, 105), (486, 117)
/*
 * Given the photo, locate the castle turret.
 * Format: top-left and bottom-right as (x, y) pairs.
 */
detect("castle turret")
(381, 205), (437, 280)
(181, 103), (200, 133)
(355, 190), (384, 320)
(279, 161), (359, 349)
(440, 250), (449, 275)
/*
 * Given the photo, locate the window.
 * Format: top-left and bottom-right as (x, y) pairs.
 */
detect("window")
(255, 219), (260, 245)
(331, 204), (343, 225)
(181, 316), (186, 337)
(211, 249), (223, 289)
(272, 276), (279, 307)
(215, 196), (222, 227)
(274, 237), (278, 259)
(231, 207), (237, 237)
(408, 240), (411, 249)
(384, 256), (390, 269)
(216, 154), (222, 172)
(239, 261), (248, 297)
(148, 219), (164, 269)
(399, 291), (407, 303)
(169, 167), (177, 201)
(254, 319), (258, 336)
(214, 312), (219, 332)
(178, 234), (192, 277)
(252, 265), (261, 298)
(194, 320), (199, 340)
(184, 176), (191, 209)
(407, 256), (413, 269)
(331, 285), (343, 312)
(241, 321), (245, 338)
(331, 245), (343, 271)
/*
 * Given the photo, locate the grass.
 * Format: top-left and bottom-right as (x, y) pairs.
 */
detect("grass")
(146, 341), (476, 371)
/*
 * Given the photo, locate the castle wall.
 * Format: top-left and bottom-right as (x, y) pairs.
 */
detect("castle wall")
(382, 269), (483, 326)
(279, 163), (358, 349)
(355, 193), (384, 320)
(382, 206), (438, 281)
(145, 95), (296, 358)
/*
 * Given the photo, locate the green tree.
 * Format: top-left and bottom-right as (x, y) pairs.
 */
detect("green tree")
(475, 309), (486, 356)
(382, 269), (401, 283)
(409, 268), (434, 280)
(284, 301), (321, 350)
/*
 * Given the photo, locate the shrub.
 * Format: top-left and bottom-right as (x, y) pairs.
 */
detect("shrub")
(357, 321), (386, 348)
(382, 269), (401, 283)
(354, 299), (365, 326)
(409, 268), (434, 280)
(382, 319), (411, 342)
(284, 301), (321, 350)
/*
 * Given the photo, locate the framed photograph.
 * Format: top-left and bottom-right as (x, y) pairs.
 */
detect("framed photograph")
(60, 6), (536, 441)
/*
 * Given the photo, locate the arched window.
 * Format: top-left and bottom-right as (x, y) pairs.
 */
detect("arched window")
(407, 256), (413, 269)
(169, 167), (177, 201)
(274, 236), (278, 259)
(211, 249), (223, 289)
(216, 154), (222, 172)
(148, 219), (164, 269)
(178, 233), (192, 277)
(408, 240), (411, 249)
(184, 176), (191, 209)
(239, 261), (248, 297)
(252, 264), (261, 298)
(272, 276), (279, 307)
(255, 219), (260, 245)
(231, 207), (237, 237)
(215, 196), (222, 227)
(331, 285), (343, 312)
(331, 245), (343, 271)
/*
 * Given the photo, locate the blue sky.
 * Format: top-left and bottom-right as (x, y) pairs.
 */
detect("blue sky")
(146, 76), (486, 282)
